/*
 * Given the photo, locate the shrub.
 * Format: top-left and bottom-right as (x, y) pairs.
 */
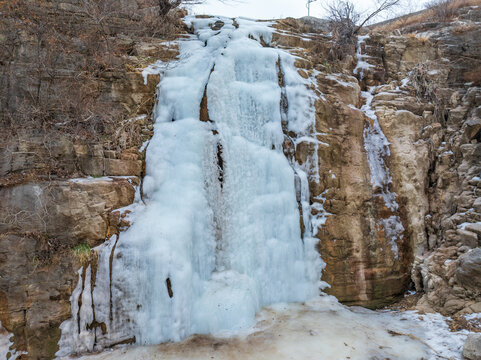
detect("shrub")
(72, 243), (92, 264)
(426, 0), (457, 21)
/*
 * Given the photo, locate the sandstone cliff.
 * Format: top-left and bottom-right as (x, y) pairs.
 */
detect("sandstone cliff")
(272, 5), (481, 314)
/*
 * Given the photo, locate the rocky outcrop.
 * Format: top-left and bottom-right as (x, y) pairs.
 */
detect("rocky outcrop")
(0, 1), (184, 357)
(273, 22), (413, 307)
(0, 133), (146, 181)
(360, 7), (481, 316)
(275, 6), (481, 311)
(0, 178), (136, 244)
(456, 248), (481, 290)
(0, 177), (136, 358)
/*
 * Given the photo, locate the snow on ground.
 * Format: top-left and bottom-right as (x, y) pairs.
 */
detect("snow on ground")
(0, 322), (25, 360)
(62, 296), (470, 360)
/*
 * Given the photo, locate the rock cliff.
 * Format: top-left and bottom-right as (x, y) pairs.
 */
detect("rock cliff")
(0, 1), (180, 357)
(273, 5), (481, 313)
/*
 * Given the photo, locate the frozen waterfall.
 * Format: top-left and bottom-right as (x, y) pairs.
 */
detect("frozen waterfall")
(355, 34), (404, 259)
(57, 16), (321, 355)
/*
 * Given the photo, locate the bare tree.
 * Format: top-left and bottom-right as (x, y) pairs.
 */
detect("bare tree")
(155, 0), (201, 17)
(326, 0), (359, 44)
(306, 0), (318, 17)
(355, 0), (402, 31)
(326, 0), (401, 44)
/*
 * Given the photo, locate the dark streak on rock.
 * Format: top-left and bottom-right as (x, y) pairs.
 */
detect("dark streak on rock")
(166, 277), (174, 298)
(200, 65), (216, 122)
(109, 235), (120, 321)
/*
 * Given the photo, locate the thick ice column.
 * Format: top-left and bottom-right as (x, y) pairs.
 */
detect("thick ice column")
(57, 16), (321, 354)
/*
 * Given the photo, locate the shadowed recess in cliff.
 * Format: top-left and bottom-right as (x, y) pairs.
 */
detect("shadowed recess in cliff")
(56, 16), (322, 355)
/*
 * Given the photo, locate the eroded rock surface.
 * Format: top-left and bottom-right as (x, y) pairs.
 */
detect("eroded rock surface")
(0, 178), (136, 358)
(275, 5), (481, 311)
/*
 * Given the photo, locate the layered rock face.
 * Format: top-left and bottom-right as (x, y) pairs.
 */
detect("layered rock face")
(274, 20), (414, 307)
(274, 6), (481, 310)
(1, 3), (481, 359)
(372, 8), (481, 315)
(349, 8), (481, 312)
(0, 0), (179, 357)
(0, 178), (136, 358)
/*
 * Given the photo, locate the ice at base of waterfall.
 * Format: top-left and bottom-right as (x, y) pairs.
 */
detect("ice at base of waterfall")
(63, 296), (470, 360)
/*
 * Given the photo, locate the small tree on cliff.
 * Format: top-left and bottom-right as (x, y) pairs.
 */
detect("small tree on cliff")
(326, 0), (401, 44)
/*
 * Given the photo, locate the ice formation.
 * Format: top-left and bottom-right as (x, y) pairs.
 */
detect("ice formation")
(356, 36), (404, 258)
(353, 35), (374, 80)
(69, 296), (470, 360)
(57, 16), (322, 355)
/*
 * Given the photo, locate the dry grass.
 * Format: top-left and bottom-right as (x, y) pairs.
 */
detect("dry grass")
(72, 243), (92, 265)
(463, 66), (481, 85)
(407, 33), (429, 42)
(452, 22), (477, 34)
(448, 314), (481, 332)
(378, 0), (481, 33)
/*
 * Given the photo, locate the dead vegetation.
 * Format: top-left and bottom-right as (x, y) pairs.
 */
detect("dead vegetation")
(377, 0), (481, 33)
(0, 0), (186, 185)
(448, 314), (481, 332)
(412, 62), (450, 125)
(324, 0), (401, 60)
(0, 0), (185, 142)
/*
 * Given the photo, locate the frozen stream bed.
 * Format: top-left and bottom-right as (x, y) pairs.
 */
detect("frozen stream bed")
(63, 296), (470, 360)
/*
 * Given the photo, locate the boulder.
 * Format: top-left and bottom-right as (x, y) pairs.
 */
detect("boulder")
(456, 229), (479, 248)
(297, 16), (330, 33)
(463, 334), (481, 360)
(0, 178), (136, 245)
(456, 249), (481, 290)
(472, 198), (481, 214)
(464, 118), (481, 140)
(466, 223), (481, 238)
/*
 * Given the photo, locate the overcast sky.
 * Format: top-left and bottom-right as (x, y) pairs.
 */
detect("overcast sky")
(190, 0), (427, 21)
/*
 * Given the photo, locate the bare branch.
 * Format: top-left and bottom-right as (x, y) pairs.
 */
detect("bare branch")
(325, 0), (401, 45)
(355, 0), (401, 33)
